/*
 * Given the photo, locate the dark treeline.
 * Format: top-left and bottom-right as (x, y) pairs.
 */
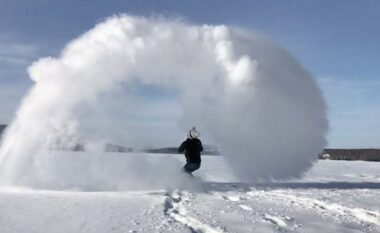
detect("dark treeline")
(145, 145), (220, 155)
(0, 124), (6, 139)
(321, 149), (380, 162)
(1, 124), (379, 160)
(0, 125), (5, 132)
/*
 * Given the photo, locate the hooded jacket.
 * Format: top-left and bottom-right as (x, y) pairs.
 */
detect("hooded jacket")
(178, 138), (203, 163)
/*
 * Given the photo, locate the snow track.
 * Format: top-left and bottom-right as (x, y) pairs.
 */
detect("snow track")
(263, 214), (288, 227)
(247, 189), (380, 226)
(164, 190), (225, 233)
(195, 183), (380, 232)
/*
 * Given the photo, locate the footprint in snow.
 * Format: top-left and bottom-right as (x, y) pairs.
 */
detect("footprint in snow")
(263, 214), (288, 227)
(239, 205), (253, 211)
(222, 195), (241, 202)
(263, 214), (301, 231)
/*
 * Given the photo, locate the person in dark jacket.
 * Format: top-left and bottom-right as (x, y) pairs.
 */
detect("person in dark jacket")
(178, 127), (203, 175)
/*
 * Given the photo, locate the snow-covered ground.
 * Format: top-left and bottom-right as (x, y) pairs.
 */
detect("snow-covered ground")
(0, 153), (379, 233)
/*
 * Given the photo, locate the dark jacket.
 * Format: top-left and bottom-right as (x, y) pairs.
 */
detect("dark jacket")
(178, 138), (203, 163)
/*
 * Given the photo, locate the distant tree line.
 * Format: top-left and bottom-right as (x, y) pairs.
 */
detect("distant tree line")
(144, 145), (220, 155)
(1, 124), (379, 160)
(320, 149), (380, 162)
(0, 124), (6, 139)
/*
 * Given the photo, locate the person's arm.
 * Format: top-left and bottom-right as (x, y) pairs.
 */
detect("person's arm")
(199, 140), (203, 152)
(178, 141), (186, 153)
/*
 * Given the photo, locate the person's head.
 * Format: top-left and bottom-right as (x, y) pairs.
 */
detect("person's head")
(187, 127), (199, 139)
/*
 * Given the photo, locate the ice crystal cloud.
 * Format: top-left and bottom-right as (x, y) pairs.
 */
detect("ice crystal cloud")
(0, 15), (328, 189)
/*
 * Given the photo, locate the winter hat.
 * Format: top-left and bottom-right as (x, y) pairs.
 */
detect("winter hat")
(188, 127), (199, 139)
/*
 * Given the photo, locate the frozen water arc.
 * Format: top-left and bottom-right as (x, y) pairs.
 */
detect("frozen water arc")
(0, 15), (328, 188)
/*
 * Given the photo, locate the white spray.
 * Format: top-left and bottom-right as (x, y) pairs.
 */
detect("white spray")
(0, 15), (328, 189)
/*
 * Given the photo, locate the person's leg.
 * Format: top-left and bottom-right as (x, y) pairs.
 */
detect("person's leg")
(190, 163), (200, 172)
(182, 163), (192, 174)
(184, 163), (200, 174)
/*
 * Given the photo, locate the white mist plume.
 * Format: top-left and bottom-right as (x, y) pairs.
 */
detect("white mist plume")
(0, 15), (327, 189)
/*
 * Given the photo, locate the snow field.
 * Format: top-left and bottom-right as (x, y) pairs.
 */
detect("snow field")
(0, 153), (379, 233)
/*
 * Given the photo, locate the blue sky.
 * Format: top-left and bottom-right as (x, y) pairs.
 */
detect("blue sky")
(0, 0), (379, 148)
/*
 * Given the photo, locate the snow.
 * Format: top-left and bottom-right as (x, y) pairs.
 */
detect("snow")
(0, 152), (379, 233)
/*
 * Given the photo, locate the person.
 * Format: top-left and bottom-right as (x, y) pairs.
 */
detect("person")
(178, 127), (203, 176)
